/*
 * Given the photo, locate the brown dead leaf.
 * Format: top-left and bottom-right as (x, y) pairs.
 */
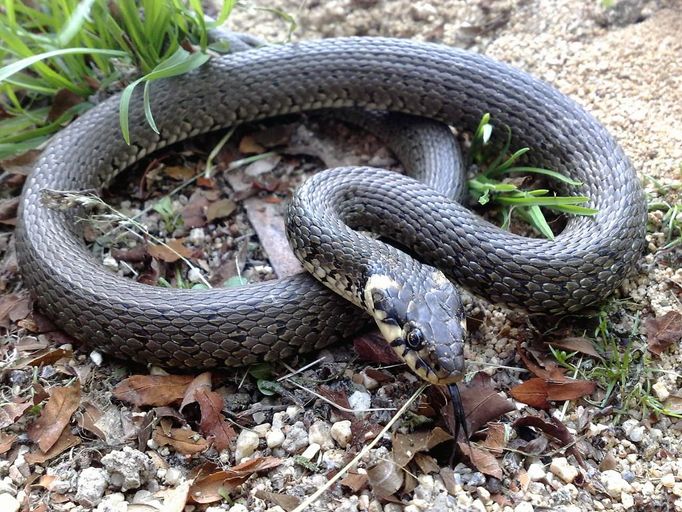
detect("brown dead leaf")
(163, 165), (196, 180)
(0, 291), (32, 328)
(317, 385), (353, 420)
(0, 432), (16, 454)
(339, 472), (368, 493)
(153, 426), (209, 455)
(27, 383), (80, 452)
(458, 442), (503, 479)
(13, 347), (73, 369)
(154, 373), (232, 455)
(0, 400), (32, 429)
(182, 190), (209, 228)
(663, 395), (682, 414)
(147, 239), (193, 263)
(25, 430), (81, 464)
(481, 422), (507, 455)
(0, 197), (19, 222)
(458, 373), (515, 436)
(413, 453), (440, 474)
(547, 337), (601, 358)
(244, 154), (281, 177)
(206, 198), (236, 222)
(239, 135), (265, 154)
(47, 89), (83, 122)
(244, 197), (303, 277)
(113, 374), (195, 406)
(367, 459), (404, 498)
(77, 402), (106, 440)
(189, 457), (282, 504)
(255, 491), (301, 512)
(510, 377), (596, 409)
(0, 149), (40, 175)
(353, 331), (401, 365)
(513, 415), (584, 466)
(646, 311), (682, 356)
(392, 427), (452, 468)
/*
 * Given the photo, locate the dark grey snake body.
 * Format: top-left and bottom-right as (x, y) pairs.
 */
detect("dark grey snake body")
(17, 38), (647, 369)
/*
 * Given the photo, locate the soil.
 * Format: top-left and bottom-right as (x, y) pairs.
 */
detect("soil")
(1, 1), (681, 512)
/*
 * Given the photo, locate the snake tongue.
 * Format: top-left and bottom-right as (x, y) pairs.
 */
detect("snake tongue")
(448, 383), (469, 445)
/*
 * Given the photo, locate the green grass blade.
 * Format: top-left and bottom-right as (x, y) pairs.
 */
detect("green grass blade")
(142, 80), (159, 134)
(547, 204), (599, 215)
(119, 78), (142, 144)
(496, 195), (592, 206)
(213, 0), (237, 25)
(525, 205), (555, 240)
(56, 0), (97, 47)
(501, 166), (584, 186)
(0, 48), (127, 83)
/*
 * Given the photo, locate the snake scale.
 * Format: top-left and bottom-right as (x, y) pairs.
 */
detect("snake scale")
(17, 38), (647, 382)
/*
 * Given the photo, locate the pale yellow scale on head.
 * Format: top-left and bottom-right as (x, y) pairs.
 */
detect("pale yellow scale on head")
(363, 274), (402, 341)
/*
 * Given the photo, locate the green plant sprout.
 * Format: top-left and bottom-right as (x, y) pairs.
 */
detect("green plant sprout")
(468, 113), (599, 240)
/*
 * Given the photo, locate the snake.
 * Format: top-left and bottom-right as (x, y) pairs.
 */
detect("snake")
(17, 38), (647, 394)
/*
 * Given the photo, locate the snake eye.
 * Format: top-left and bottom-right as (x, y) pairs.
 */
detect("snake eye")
(405, 327), (424, 350)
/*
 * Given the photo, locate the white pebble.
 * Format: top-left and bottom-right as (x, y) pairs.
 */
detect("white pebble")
(550, 457), (578, 483)
(228, 504), (249, 512)
(103, 255), (118, 270)
(89, 351), (104, 366)
(348, 390), (372, 412)
(673, 483), (682, 497)
(75, 467), (108, 507)
(301, 443), (320, 460)
(514, 502), (534, 512)
(163, 468), (182, 486)
(527, 463), (546, 482)
(621, 492), (634, 508)
(266, 429), (285, 449)
(189, 228), (205, 245)
(330, 420), (352, 448)
(187, 267), (203, 283)
(286, 405), (302, 420)
(252, 423), (270, 437)
(652, 381), (670, 401)
(272, 412), (286, 430)
(661, 473), (676, 488)
(0, 493), (19, 512)
(308, 421), (334, 450)
(600, 470), (632, 497)
(622, 419), (645, 443)
(235, 430), (259, 462)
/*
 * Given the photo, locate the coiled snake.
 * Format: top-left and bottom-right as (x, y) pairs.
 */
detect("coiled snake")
(17, 38), (646, 389)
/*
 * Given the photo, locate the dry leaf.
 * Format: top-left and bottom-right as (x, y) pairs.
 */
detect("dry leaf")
(239, 135), (265, 154)
(481, 422), (507, 455)
(0, 197), (19, 222)
(458, 442), (503, 479)
(458, 373), (515, 436)
(189, 457), (282, 503)
(367, 459), (404, 498)
(663, 395), (682, 414)
(196, 389), (236, 452)
(77, 402), (106, 440)
(0, 400), (32, 429)
(547, 337), (601, 358)
(244, 197), (303, 277)
(0, 432), (16, 454)
(646, 311), (682, 356)
(28, 383), (80, 452)
(180, 372), (212, 411)
(353, 331), (401, 365)
(153, 427), (209, 455)
(510, 378), (552, 410)
(392, 427), (452, 468)
(182, 190), (209, 228)
(255, 491), (301, 511)
(510, 377), (596, 409)
(0, 149), (41, 175)
(206, 198), (237, 222)
(513, 415), (584, 466)
(413, 453), (440, 474)
(339, 473), (368, 492)
(25, 430), (81, 463)
(47, 89), (83, 121)
(160, 480), (191, 512)
(163, 166), (196, 180)
(113, 374), (194, 407)
(0, 292), (32, 328)
(147, 239), (193, 263)
(13, 347), (72, 369)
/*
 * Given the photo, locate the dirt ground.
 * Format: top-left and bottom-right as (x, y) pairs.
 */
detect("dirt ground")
(1, 0), (681, 511)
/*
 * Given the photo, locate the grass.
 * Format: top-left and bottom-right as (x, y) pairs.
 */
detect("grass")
(0, 0), (237, 158)
(645, 170), (682, 251)
(550, 305), (682, 421)
(467, 113), (598, 240)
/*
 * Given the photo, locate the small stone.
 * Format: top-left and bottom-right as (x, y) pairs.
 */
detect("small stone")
(103, 255), (118, 270)
(282, 421), (309, 454)
(621, 419), (644, 443)
(661, 473), (676, 488)
(101, 447), (153, 492)
(621, 492), (634, 508)
(95, 492), (127, 512)
(189, 228), (205, 245)
(330, 420), (352, 449)
(163, 468), (182, 486)
(652, 381), (670, 401)
(470, 499), (487, 512)
(187, 267), (203, 283)
(252, 423), (270, 437)
(75, 467), (108, 507)
(228, 504), (249, 512)
(550, 457), (579, 483)
(235, 430), (260, 462)
(514, 501), (534, 512)
(308, 421), (333, 450)
(286, 405), (302, 420)
(476, 486), (491, 502)
(348, 390), (372, 412)
(301, 443), (320, 460)
(601, 470), (632, 497)
(89, 351), (104, 366)
(527, 463), (546, 482)
(266, 429), (285, 449)
(0, 493), (20, 512)
(673, 483), (682, 497)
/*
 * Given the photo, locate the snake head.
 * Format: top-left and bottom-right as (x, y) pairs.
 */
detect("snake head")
(363, 266), (466, 385)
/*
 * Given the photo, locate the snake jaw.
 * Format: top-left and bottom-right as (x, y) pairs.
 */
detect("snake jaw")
(364, 269), (466, 385)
